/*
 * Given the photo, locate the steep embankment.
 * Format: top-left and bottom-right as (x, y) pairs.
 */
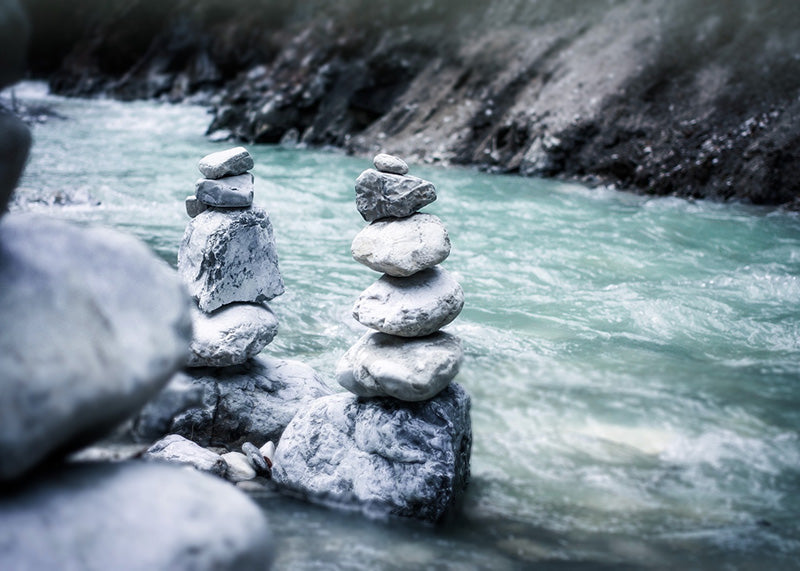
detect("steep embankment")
(21, 0), (800, 205)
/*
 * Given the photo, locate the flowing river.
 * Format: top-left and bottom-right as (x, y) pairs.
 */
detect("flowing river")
(8, 82), (800, 569)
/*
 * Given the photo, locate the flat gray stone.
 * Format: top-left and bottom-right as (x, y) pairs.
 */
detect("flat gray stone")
(272, 384), (472, 522)
(195, 173), (254, 208)
(144, 434), (228, 477)
(187, 302), (279, 368)
(351, 213), (451, 277)
(0, 462), (273, 570)
(373, 153), (409, 175)
(355, 169), (436, 222)
(336, 331), (463, 401)
(178, 207), (284, 313)
(353, 267), (464, 337)
(185, 195), (208, 218)
(132, 356), (332, 447)
(198, 146), (254, 179)
(0, 214), (191, 481)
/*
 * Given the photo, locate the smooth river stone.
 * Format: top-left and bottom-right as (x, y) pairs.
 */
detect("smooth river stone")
(373, 153), (409, 175)
(195, 173), (254, 208)
(0, 214), (191, 481)
(336, 331), (463, 401)
(198, 146), (254, 179)
(0, 462), (274, 570)
(178, 207), (284, 313)
(351, 213), (451, 277)
(272, 383), (472, 522)
(222, 452), (257, 482)
(353, 267), (464, 337)
(133, 356), (332, 447)
(187, 302), (278, 368)
(144, 434), (228, 477)
(185, 195), (208, 218)
(355, 169), (436, 222)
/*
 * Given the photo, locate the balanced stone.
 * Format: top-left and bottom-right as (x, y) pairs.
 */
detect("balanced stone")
(373, 153), (409, 175)
(185, 195), (208, 218)
(0, 462), (274, 570)
(144, 434), (228, 478)
(195, 173), (254, 208)
(336, 331), (462, 401)
(198, 146), (254, 179)
(222, 452), (257, 482)
(351, 213), (450, 277)
(355, 169), (436, 222)
(272, 384), (472, 522)
(133, 356), (332, 447)
(242, 442), (270, 475)
(178, 207), (284, 313)
(187, 302), (279, 368)
(0, 214), (191, 481)
(353, 267), (464, 337)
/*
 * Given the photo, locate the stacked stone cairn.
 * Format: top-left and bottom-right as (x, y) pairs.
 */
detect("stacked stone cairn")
(272, 154), (472, 522)
(134, 147), (330, 484)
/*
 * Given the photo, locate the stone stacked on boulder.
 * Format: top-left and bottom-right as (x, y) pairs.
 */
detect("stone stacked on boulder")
(272, 154), (471, 522)
(133, 147), (331, 480)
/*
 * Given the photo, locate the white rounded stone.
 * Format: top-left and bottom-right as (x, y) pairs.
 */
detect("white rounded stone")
(222, 452), (257, 482)
(373, 153), (409, 175)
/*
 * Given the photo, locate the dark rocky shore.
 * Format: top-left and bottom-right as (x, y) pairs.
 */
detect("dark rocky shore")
(20, 0), (800, 205)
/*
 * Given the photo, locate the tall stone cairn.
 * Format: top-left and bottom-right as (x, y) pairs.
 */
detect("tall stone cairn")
(272, 154), (472, 522)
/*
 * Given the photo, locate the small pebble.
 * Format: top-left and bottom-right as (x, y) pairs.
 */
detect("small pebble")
(242, 441), (270, 475)
(221, 452), (256, 482)
(259, 441), (276, 463)
(185, 195), (208, 218)
(373, 153), (409, 175)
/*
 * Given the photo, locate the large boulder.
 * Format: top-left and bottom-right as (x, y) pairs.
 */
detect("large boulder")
(0, 461), (273, 570)
(0, 214), (192, 481)
(354, 169), (436, 222)
(133, 356), (332, 447)
(187, 302), (279, 367)
(351, 213), (451, 277)
(336, 331), (463, 401)
(178, 207), (284, 312)
(353, 267), (464, 337)
(272, 383), (472, 522)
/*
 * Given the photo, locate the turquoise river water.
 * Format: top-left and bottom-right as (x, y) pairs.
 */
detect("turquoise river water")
(7, 83), (800, 569)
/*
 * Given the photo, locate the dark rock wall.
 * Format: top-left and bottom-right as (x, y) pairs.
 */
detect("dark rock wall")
(19, 0), (800, 205)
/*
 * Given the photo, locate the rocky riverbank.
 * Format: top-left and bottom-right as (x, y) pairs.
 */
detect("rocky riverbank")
(19, 0), (800, 206)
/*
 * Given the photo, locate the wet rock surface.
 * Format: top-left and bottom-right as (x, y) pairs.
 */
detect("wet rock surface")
(133, 356), (332, 447)
(29, 0), (800, 206)
(0, 461), (274, 570)
(0, 214), (191, 481)
(272, 383), (472, 522)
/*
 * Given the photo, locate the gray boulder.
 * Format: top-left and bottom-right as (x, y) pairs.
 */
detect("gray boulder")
(198, 146), (254, 179)
(0, 462), (273, 570)
(178, 207), (284, 312)
(355, 169), (436, 222)
(144, 434), (228, 477)
(133, 356), (332, 447)
(195, 173), (254, 208)
(351, 213), (451, 277)
(336, 331), (462, 401)
(373, 153), (409, 175)
(187, 302), (278, 368)
(353, 267), (464, 337)
(0, 214), (191, 481)
(273, 384), (472, 522)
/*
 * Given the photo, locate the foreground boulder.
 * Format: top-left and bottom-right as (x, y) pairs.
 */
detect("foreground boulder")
(133, 356), (332, 447)
(178, 207), (284, 312)
(272, 383), (471, 522)
(0, 214), (192, 480)
(0, 462), (273, 570)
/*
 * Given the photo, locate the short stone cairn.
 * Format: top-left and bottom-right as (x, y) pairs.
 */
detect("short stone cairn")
(272, 154), (472, 522)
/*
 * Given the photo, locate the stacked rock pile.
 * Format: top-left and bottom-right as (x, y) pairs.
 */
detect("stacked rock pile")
(133, 147), (330, 482)
(272, 154), (472, 522)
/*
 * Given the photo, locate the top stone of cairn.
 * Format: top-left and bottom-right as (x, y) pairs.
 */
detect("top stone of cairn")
(198, 147), (254, 180)
(373, 153), (408, 175)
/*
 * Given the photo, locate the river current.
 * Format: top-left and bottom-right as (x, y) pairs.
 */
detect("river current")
(8, 83), (800, 569)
